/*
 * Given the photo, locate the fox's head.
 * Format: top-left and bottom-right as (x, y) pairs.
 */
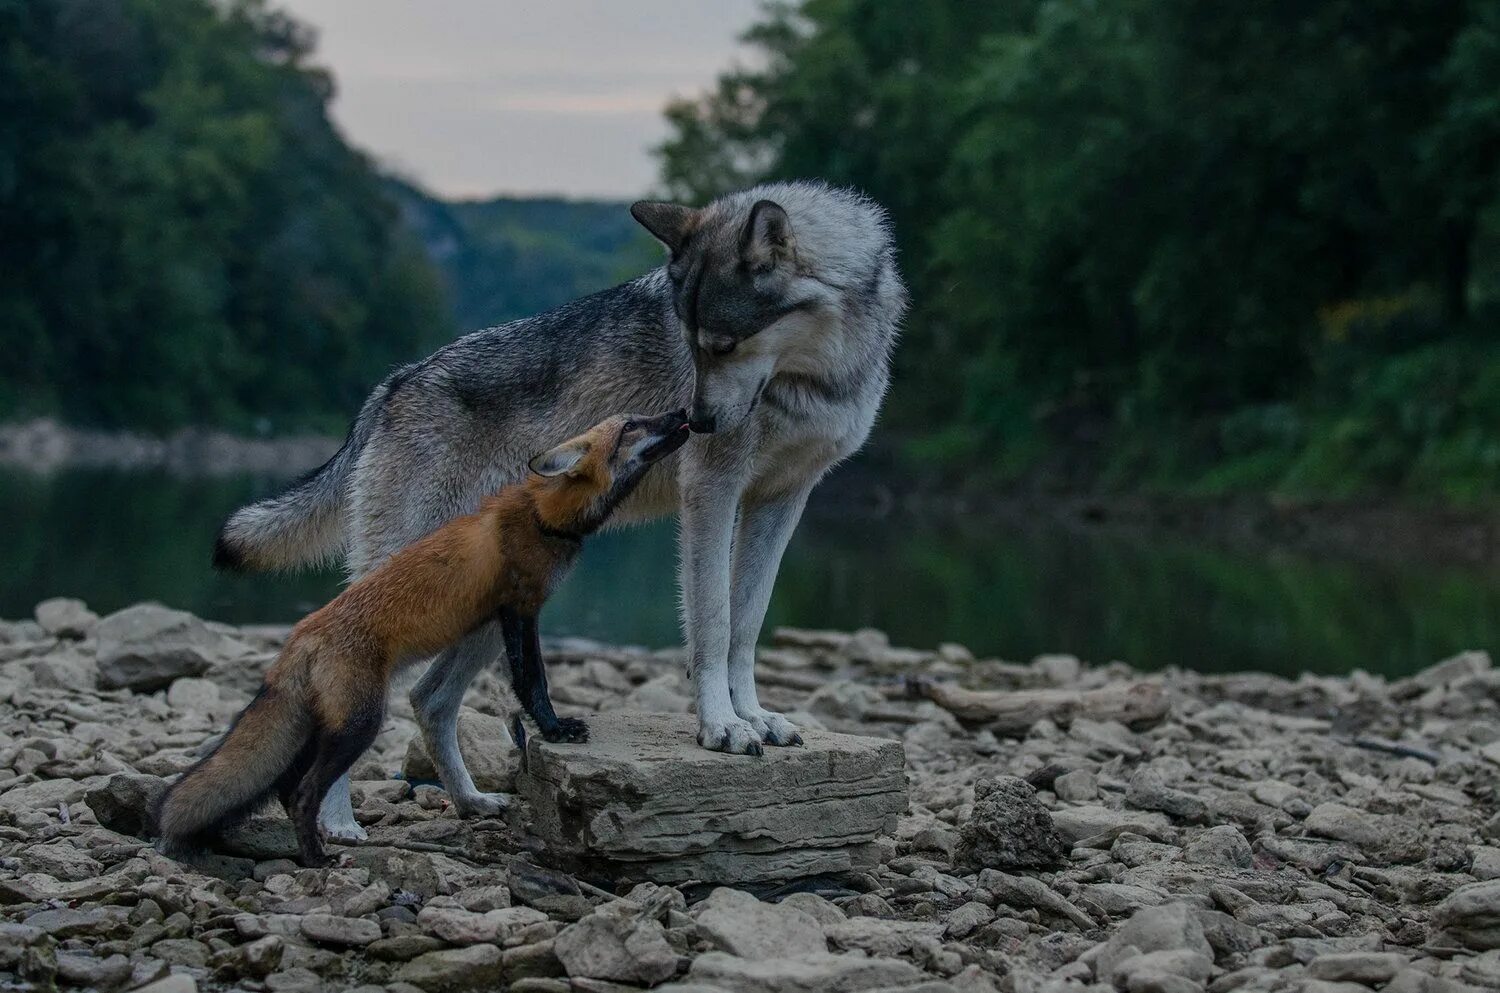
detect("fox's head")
(525, 410), (690, 537)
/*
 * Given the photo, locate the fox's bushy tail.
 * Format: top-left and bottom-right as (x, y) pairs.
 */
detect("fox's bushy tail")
(213, 373), (403, 573)
(154, 681), (313, 851)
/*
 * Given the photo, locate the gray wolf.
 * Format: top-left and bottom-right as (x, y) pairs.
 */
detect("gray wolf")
(160, 412), (691, 865)
(214, 181), (906, 839)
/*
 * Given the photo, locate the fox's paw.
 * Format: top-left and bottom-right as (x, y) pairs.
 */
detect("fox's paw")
(542, 718), (589, 744)
(697, 716), (764, 756)
(451, 791), (510, 818)
(740, 708), (804, 748)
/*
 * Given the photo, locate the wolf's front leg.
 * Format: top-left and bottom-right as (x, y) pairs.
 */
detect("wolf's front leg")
(681, 471), (762, 755)
(318, 776), (367, 841)
(727, 486), (813, 747)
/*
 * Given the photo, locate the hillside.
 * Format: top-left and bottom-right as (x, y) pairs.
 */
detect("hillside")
(389, 181), (658, 333)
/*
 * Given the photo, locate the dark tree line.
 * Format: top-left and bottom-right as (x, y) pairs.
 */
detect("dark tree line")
(659, 0), (1500, 499)
(0, 0), (452, 432)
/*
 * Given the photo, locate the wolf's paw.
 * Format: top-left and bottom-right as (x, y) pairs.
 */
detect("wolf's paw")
(452, 791), (510, 818)
(542, 717), (590, 744)
(740, 709), (804, 747)
(697, 716), (765, 756)
(321, 815), (368, 843)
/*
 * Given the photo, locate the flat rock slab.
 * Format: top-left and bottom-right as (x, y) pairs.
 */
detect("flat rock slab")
(518, 712), (907, 884)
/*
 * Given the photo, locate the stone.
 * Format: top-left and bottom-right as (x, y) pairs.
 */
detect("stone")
(1093, 904), (1214, 980)
(683, 950), (927, 993)
(166, 676), (221, 713)
(403, 707), (517, 792)
(694, 887), (827, 959)
(56, 951), (131, 989)
(778, 892), (847, 928)
(1128, 767), (1209, 823)
(957, 776), (1065, 869)
(133, 977), (199, 993)
(1054, 768), (1099, 802)
(210, 935), (284, 979)
(1304, 802), (1425, 863)
(35, 597), (98, 639)
(96, 603), (248, 691)
(518, 712), (907, 884)
(553, 899), (680, 985)
(1306, 952), (1410, 984)
(395, 945), (506, 991)
(945, 901), (996, 939)
(85, 773), (168, 837)
(1433, 880), (1500, 950)
(299, 914), (381, 947)
(1183, 826), (1253, 868)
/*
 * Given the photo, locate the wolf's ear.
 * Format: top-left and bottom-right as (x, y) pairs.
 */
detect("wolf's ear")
(528, 440), (588, 478)
(740, 199), (796, 271)
(631, 201), (696, 254)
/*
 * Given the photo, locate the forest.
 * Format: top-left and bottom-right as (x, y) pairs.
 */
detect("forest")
(5, 0), (1500, 501)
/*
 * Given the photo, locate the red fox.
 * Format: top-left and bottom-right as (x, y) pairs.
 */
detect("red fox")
(155, 410), (690, 866)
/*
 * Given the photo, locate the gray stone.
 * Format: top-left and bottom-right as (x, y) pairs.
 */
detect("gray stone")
(694, 886), (828, 959)
(1094, 904), (1214, 980)
(395, 945), (506, 991)
(1434, 880), (1500, 950)
(96, 603), (248, 691)
(553, 899), (680, 985)
(403, 706), (517, 793)
(778, 892), (847, 928)
(56, 951), (131, 989)
(1183, 826), (1253, 868)
(1306, 952), (1410, 984)
(518, 712), (907, 884)
(85, 773), (168, 837)
(1304, 802), (1425, 862)
(684, 950), (927, 993)
(299, 914), (381, 947)
(35, 597), (98, 639)
(1054, 768), (1099, 802)
(1128, 768), (1209, 823)
(957, 776), (1065, 869)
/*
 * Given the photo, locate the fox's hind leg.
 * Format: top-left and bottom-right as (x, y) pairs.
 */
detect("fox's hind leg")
(501, 609), (587, 743)
(289, 699), (384, 867)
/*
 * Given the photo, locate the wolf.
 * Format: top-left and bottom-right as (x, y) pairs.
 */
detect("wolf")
(159, 412), (692, 866)
(214, 181), (906, 840)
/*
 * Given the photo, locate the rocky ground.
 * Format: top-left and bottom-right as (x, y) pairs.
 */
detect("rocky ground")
(2, 599), (1499, 993)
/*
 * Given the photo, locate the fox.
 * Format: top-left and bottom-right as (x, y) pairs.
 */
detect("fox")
(155, 410), (691, 866)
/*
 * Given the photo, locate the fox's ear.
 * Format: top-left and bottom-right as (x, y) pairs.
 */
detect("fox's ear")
(740, 199), (796, 271)
(529, 441), (588, 478)
(631, 201), (696, 254)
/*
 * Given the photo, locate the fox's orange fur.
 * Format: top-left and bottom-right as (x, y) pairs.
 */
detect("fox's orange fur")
(156, 412), (689, 865)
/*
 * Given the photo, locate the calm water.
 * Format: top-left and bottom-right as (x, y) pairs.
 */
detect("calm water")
(4, 468), (1498, 678)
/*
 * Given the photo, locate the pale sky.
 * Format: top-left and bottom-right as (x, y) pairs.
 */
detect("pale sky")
(280, 0), (762, 200)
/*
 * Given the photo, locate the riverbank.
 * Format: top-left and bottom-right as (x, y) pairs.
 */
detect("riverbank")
(0, 419), (337, 477)
(1, 600), (1497, 991)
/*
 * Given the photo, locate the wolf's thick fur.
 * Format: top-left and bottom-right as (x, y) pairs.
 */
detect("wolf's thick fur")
(160, 413), (690, 865)
(215, 181), (906, 839)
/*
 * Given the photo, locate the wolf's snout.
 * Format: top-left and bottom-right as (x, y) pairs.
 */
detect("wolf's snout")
(688, 406), (717, 434)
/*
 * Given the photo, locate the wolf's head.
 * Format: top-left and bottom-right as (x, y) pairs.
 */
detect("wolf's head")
(632, 184), (893, 434)
(525, 410), (690, 536)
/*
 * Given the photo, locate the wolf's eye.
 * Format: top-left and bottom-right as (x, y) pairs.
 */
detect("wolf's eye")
(623, 420), (638, 432)
(708, 340), (737, 357)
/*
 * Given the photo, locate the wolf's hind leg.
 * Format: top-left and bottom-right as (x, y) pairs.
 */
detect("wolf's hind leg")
(726, 488), (813, 747)
(290, 701), (384, 867)
(410, 621), (510, 817)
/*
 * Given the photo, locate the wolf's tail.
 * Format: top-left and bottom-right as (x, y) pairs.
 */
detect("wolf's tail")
(153, 680), (314, 852)
(213, 373), (403, 573)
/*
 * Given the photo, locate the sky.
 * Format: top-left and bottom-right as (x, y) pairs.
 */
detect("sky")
(280, 0), (761, 201)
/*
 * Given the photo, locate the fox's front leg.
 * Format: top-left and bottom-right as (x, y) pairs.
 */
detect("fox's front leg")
(681, 469), (763, 755)
(500, 609), (587, 743)
(726, 486), (813, 747)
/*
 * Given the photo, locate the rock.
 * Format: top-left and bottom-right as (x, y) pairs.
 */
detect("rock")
(210, 935), (284, 979)
(35, 597), (98, 639)
(553, 899), (680, 985)
(1306, 952), (1410, 984)
(1182, 826), (1252, 868)
(518, 712), (907, 884)
(96, 603), (247, 691)
(85, 773), (168, 837)
(1127, 767), (1209, 823)
(133, 977), (199, 993)
(683, 950), (926, 993)
(1052, 804), (1173, 845)
(1433, 880), (1500, 950)
(1109, 948), (1213, 990)
(1093, 904), (1214, 980)
(299, 914), (381, 947)
(957, 776), (1065, 870)
(56, 951), (131, 989)
(395, 945), (506, 991)
(403, 707), (517, 792)
(694, 887), (827, 959)
(1054, 768), (1099, 802)
(1304, 803), (1425, 863)
(945, 901), (996, 939)
(166, 676), (221, 713)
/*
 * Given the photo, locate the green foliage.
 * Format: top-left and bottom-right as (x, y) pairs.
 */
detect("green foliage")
(0, 0), (453, 432)
(658, 0), (1500, 501)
